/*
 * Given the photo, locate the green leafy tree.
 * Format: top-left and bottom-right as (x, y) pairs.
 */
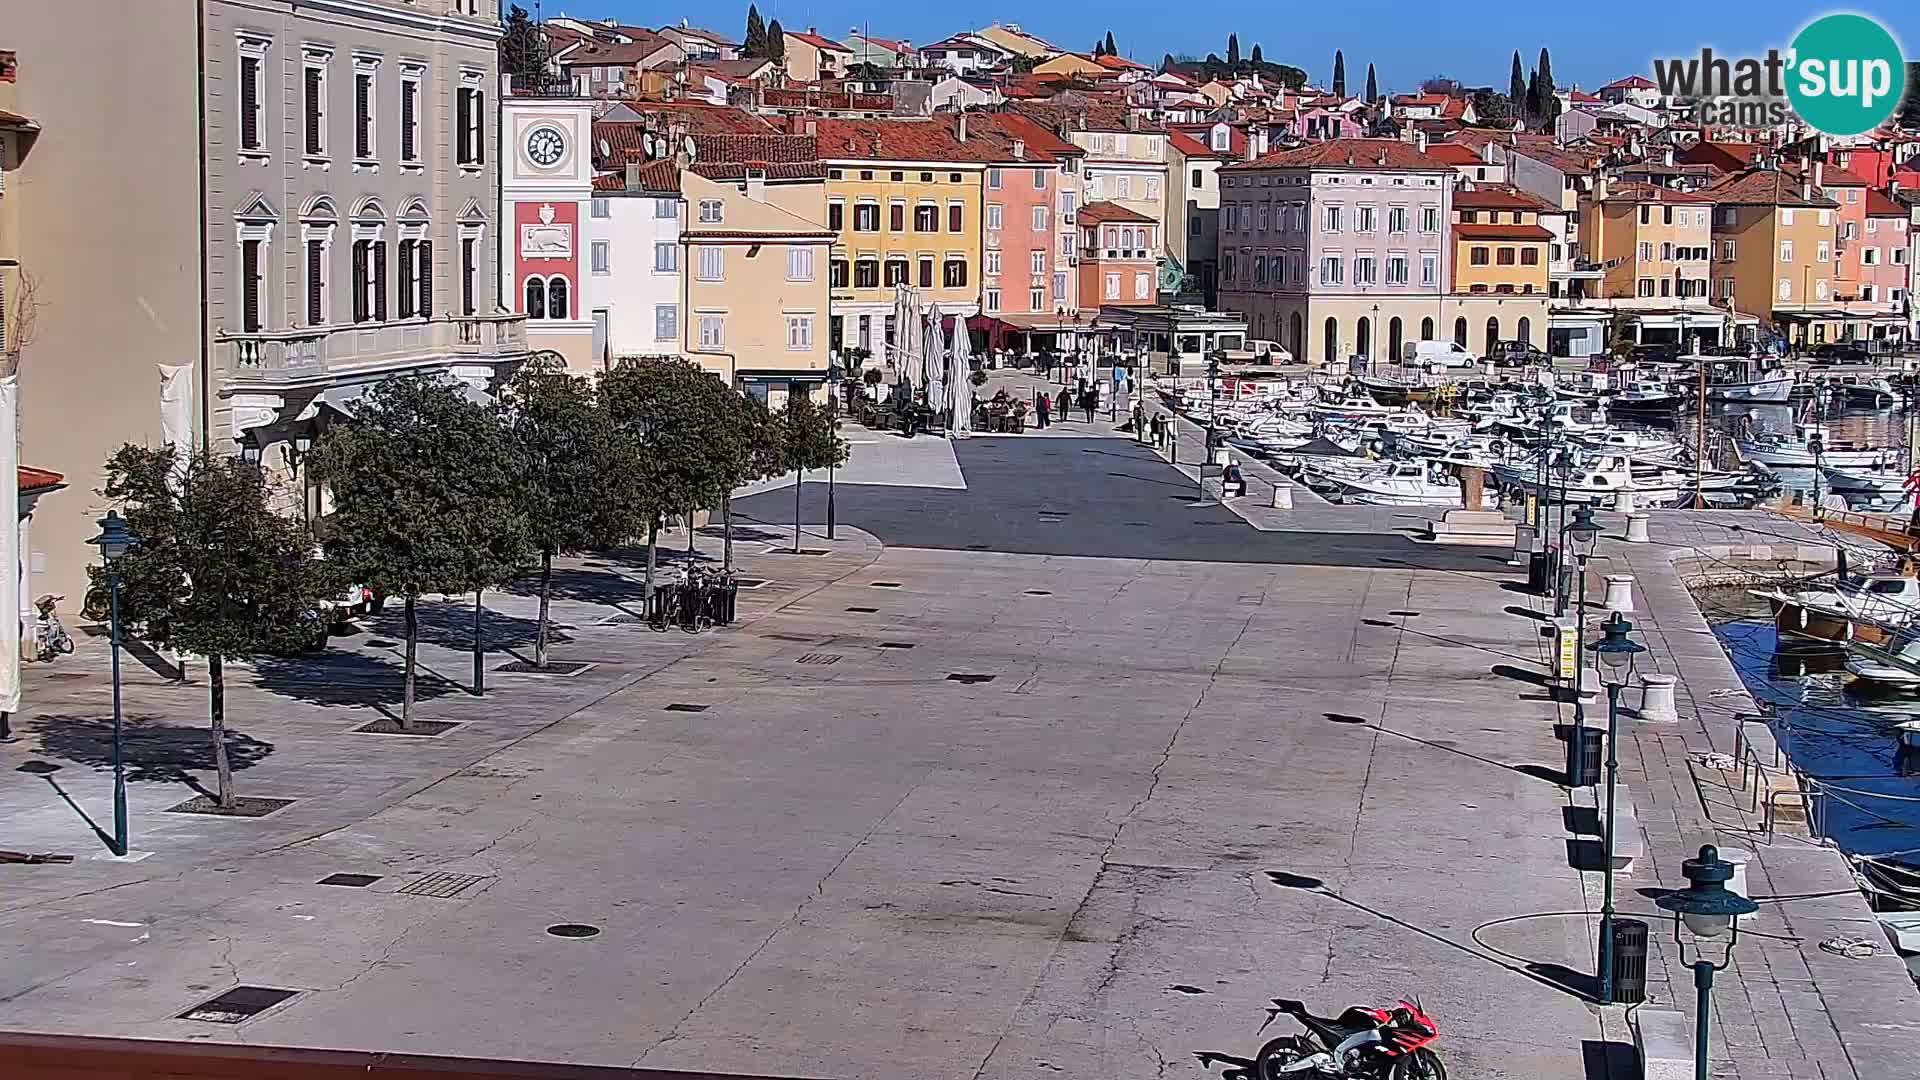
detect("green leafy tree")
(499, 5), (545, 84)
(1332, 49), (1345, 96)
(1525, 68), (1541, 122)
(1472, 88), (1516, 122)
(775, 392), (849, 553)
(743, 5), (766, 58)
(1510, 51), (1527, 109)
(309, 375), (529, 728)
(767, 19), (787, 64)
(1365, 63), (1378, 103)
(1104, 31), (1117, 57)
(1227, 34), (1240, 68)
(99, 445), (336, 809)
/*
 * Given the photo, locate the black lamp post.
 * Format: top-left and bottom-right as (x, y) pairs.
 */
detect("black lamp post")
(1567, 503), (1600, 784)
(826, 366), (842, 541)
(1588, 610), (1645, 1004)
(88, 511), (137, 857)
(1655, 845), (1760, 1080)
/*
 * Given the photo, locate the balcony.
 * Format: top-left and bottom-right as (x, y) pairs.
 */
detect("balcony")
(222, 313), (529, 388)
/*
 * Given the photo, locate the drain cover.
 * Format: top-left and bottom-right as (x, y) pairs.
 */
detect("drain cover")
(878, 642), (915, 649)
(664, 703), (710, 712)
(547, 923), (602, 938)
(946, 673), (996, 684)
(317, 873), (381, 888)
(1024, 589), (1052, 596)
(846, 606), (879, 613)
(1389, 610), (1423, 617)
(179, 986), (299, 1024)
(870, 581), (902, 588)
(398, 871), (492, 899)
(796, 652), (842, 665)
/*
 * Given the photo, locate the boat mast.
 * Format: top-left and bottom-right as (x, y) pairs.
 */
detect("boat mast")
(1693, 359), (1707, 508)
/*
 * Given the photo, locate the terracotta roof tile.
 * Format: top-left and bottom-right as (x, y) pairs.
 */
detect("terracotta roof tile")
(1423, 143), (1483, 166)
(1224, 138), (1449, 172)
(18, 466), (63, 492)
(785, 28), (852, 53)
(813, 116), (1019, 163)
(1454, 185), (1560, 212)
(1602, 75), (1655, 90)
(1454, 222), (1554, 241)
(1867, 189), (1907, 217)
(1077, 200), (1156, 225)
(1013, 97), (1161, 134)
(592, 158), (680, 193)
(1597, 180), (1714, 204)
(1700, 166), (1838, 208)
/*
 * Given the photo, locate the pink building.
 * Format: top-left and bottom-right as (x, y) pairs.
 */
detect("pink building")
(970, 113), (1085, 353)
(1862, 190), (1910, 337)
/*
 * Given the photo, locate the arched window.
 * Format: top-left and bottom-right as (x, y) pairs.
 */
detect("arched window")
(525, 276), (548, 319)
(1517, 316), (1532, 346)
(1289, 312), (1304, 358)
(1485, 317), (1500, 353)
(1420, 317), (1434, 341)
(1356, 316), (1372, 358)
(1323, 316), (1338, 366)
(1388, 317), (1404, 364)
(1453, 317), (1467, 347)
(546, 275), (570, 320)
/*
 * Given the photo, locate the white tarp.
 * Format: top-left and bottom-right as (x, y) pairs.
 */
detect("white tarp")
(924, 304), (948, 417)
(0, 373), (18, 713)
(948, 317), (974, 436)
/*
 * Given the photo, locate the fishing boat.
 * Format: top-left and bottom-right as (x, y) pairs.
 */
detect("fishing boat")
(1701, 355), (1795, 403)
(1574, 428), (1691, 464)
(1735, 423), (1893, 469)
(1493, 452), (1683, 507)
(1607, 379), (1686, 415)
(1845, 628), (1920, 690)
(1821, 462), (1909, 500)
(1310, 390), (1395, 421)
(1756, 573), (1920, 648)
(1322, 460), (1499, 508)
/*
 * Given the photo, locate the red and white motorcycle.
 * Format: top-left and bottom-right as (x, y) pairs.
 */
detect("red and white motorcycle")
(1204, 996), (1445, 1080)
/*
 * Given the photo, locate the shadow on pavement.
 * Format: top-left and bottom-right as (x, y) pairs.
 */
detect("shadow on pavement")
(362, 599), (563, 653)
(31, 713), (272, 790)
(503, 568), (649, 610)
(250, 650), (463, 714)
(1581, 1039), (1641, 1080)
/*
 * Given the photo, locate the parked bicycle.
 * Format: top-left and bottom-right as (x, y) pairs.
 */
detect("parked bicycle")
(34, 594), (73, 661)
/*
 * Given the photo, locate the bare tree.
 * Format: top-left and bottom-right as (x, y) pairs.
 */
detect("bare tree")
(1, 267), (46, 377)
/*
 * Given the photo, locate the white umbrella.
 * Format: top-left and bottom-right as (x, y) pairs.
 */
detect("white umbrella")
(949, 315), (974, 435)
(923, 304), (947, 417)
(891, 286), (914, 388)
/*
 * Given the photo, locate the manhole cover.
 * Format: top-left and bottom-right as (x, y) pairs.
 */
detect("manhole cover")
(846, 606), (879, 613)
(317, 873), (381, 888)
(664, 703), (710, 712)
(165, 796), (294, 818)
(353, 719), (460, 737)
(496, 660), (594, 676)
(796, 652), (842, 665)
(398, 871), (493, 899)
(878, 642), (915, 649)
(547, 923), (602, 938)
(946, 673), (996, 684)
(179, 986), (299, 1024)
(870, 582), (902, 588)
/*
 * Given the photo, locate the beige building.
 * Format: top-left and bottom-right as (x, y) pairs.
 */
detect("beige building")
(1702, 166), (1839, 345)
(3, 0), (527, 603)
(781, 28), (854, 82)
(1581, 180), (1713, 301)
(679, 165), (833, 405)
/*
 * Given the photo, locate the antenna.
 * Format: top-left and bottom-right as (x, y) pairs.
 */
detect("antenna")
(598, 137), (611, 159)
(685, 135), (697, 161)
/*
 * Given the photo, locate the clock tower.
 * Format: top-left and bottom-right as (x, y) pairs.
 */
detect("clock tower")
(501, 94), (596, 370)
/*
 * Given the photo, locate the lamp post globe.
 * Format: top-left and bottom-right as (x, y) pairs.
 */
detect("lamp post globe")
(1569, 503), (1599, 559)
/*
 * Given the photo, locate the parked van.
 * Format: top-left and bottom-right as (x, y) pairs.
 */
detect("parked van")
(1405, 340), (1478, 369)
(1219, 339), (1296, 365)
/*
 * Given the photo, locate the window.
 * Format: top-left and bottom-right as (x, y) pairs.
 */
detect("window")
(524, 274), (563, 320)
(1421, 206), (1439, 233)
(1638, 241), (1652, 261)
(1320, 255), (1343, 284)
(1192, 168), (1203, 187)
(1778, 278), (1791, 300)
(1659, 242), (1673, 261)
(1030, 249), (1045, 274)
(1521, 248), (1539, 266)
(1060, 232), (1075, 257)
(984, 288), (1001, 312)
(399, 71), (421, 164)
(1032, 205), (1047, 231)
(910, 203), (935, 232)
(1104, 272), (1120, 299)
(655, 304), (677, 341)
(1387, 255), (1408, 285)
(1898, 248), (1910, 265)
(1780, 240), (1793, 261)
(1027, 286), (1042, 311)
(305, 237), (328, 325)
(1033, 168), (1047, 189)
(395, 237), (432, 318)
(884, 258), (908, 286)
(1819, 241), (1833, 262)
(1817, 278), (1829, 300)
(986, 204), (1003, 230)
(455, 84), (483, 165)
(1420, 253), (1437, 286)
(1470, 247), (1490, 266)
(1783, 208), (1797, 226)
(1324, 206), (1342, 232)
(697, 246), (724, 281)
(240, 238), (265, 331)
(699, 314), (724, 348)
(1354, 255), (1377, 285)
(854, 202), (878, 231)
(984, 250), (1002, 276)
(918, 258), (933, 288)
(238, 40), (267, 154)
(786, 315), (813, 350)
(854, 259), (879, 288)
(1721, 240), (1736, 261)
(1258, 205), (1270, 231)
(1496, 248), (1516, 265)
(1637, 277), (1654, 297)
(889, 201), (905, 232)
(352, 239), (387, 322)
(1252, 256), (1267, 285)
(460, 236), (476, 315)
(788, 248), (815, 281)
(1359, 206), (1376, 232)
(302, 53), (328, 158)
(1134, 272), (1150, 299)
(1863, 284), (1877, 302)
(644, 198), (671, 220)
(353, 60), (377, 160)
(1053, 271), (1067, 298)
(591, 240), (610, 274)
(948, 203), (963, 232)
(829, 259), (849, 288)
(655, 241), (677, 272)
(590, 198), (610, 218)
(987, 167), (1002, 190)
(1870, 217), (1881, 234)
(1388, 207), (1408, 234)
(698, 200), (724, 224)
(1894, 288), (1906, 304)
(1145, 177), (1159, 200)
(1720, 278), (1735, 300)
(828, 201), (845, 230)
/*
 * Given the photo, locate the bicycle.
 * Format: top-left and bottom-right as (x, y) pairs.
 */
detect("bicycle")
(34, 594), (74, 661)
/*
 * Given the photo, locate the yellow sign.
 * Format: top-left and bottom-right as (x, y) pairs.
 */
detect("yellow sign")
(1526, 493), (1540, 528)
(1556, 624), (1579, 682)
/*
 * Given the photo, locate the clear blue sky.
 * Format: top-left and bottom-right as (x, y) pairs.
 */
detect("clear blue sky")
(556, 1), (1920, 93)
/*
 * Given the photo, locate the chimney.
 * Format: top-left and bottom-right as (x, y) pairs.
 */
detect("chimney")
(746, 167), (767, 202)
(626, 161), (642, 191)
(958, 112), (968, 142)
(805, 118), (817, 137)
(1127, 110), (1140, 131)
(1012, 137), (1025, 159)
(1595, 174), (1610, 202)
(1413, 129), (1427, 154)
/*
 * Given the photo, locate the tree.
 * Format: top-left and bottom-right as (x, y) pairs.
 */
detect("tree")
(1525, 68), (1541, 122)
(310, 375), (528, 729)
(1227, 34), (1240, 68)
(766, 19), (786, 63)
(1471, 88), (1516, 122)
(776, 392), (849, 554)
(99, 445), (335, 809)
(1104, 31), (1117, 57)
(1365, 63), (1378, 103)
(1161, 52), (1176, 72)
(1420, 75), (1464, 97)
(499, 5), (545, 85)
(1510, 51), (1527, 109)
(1251, 44), (1263, 66)
(1332, 50), (1346, 97)
(1536, 47), (1561, 132)
(743, 5), (765, 58)
(501, 362), (634, 670)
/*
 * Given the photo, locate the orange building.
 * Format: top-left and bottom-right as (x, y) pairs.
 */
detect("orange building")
(1077, 201), (1159, 308)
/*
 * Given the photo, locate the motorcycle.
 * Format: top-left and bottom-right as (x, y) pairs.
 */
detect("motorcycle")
(1231, 997), (1444, 1080)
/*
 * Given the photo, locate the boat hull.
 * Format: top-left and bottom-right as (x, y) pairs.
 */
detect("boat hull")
(1766, 596), (1901, 648)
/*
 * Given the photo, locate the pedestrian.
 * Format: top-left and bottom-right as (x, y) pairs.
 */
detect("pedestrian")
(1149, 413), (1163, 449)
(1080, 387), (1096, 423)
(1132, 403), (1145, 442)
(1035, 390), (1051, 429)
(1057, 386), (1072, 422)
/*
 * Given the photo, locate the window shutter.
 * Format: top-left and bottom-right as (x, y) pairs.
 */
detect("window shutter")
(473, 91), (485, 164)
(455, 87), (471, 164)
(373, 240), (388, 320)
(461, 238), (475, 314)
(240, 57), (259, 149)
(419, 240), (433, 317)
(351, 240), (367, 322)
(307, 239), (324, 324)
(241, 240), (261, 332)
(304, 68), (322, 154)
(397, 240), (414, 318)
(355, 74), (371, 157)
(401, 84), (416, 161)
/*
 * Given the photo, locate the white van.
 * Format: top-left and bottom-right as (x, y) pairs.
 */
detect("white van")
(1405, 340), (1478, 369)
(1219, 339), (1295, 365)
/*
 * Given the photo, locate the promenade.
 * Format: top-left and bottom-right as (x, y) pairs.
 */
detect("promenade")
(0, 390), (1912, 1079)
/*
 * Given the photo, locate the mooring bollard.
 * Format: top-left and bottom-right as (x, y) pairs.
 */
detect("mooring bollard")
(1625, 513), (1650, 543)
(1512, 524), (1536, 567)
(1613, 489), (1635, 513)
(1639, 673), (1677, 722)
(1271, 484), (1293, 510)
(1605, 574), (1635, 612)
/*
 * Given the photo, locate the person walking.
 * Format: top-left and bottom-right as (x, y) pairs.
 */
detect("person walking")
(1080, 387), (1096, 423)
(1057, 386), (1072, 423)
(1035, 389), (1051, 429)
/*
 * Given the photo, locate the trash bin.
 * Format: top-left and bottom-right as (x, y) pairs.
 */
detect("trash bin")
(1566, 727), (1603, 787)
(1606, 918), (1649, 1005)
(1528, 550), (1553, 593)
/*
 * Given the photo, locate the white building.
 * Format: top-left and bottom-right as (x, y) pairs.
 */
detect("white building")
(584, 160), (683, 365)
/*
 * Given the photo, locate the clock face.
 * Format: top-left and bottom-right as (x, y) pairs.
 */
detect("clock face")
(527, 127), (565, 167)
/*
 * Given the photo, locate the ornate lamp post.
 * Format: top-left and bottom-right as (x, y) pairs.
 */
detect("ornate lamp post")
(826, 364), (843, 540)
(1589, 610), (1645, 1004)
(1561, 504), (1599, 787)
(1656, 846), (1760, 1080)
(88, 511), (137, 857)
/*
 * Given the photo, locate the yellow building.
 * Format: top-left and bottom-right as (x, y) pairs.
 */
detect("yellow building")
(1452, 187), (1553, 296)
(816, 116), (994, 363)
(679, 168), (833, 407)
(973, 23), (1058, 60)
(1580, 179), (1713, 301)
(1701, 166), (1838, 345)
(1032, 53), (1105, 79)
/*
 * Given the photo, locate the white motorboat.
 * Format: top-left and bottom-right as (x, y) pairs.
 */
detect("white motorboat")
(1846, 628), (1920, 690)
(1735, 424), (1893, 469)
(1493, 452), (1682, 507)
(1608, 379), (1686, 413)
(1703, 357), (1795, 404)
(1821, 463), (1909, 498)
(1324, 460), (1501, 508)
(1830, 374), (1900, 408)
(1574, 428), (1691, 464)
(1311, 391), (1395, 421)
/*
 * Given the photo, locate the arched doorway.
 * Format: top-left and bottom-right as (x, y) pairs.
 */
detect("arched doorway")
(1388, 317), (1404, 365)
(1289, 311), (1304, 358)
(1453, 317), (1467, 347)
(1356, 316), (1372, 359)
(1420, 316), (1435, 341)
(1517, 316), (1532, 346)
(1485, 317), (1500, 354)
(1323, 317), (1338, 366)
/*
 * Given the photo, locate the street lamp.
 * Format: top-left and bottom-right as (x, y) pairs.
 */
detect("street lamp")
(826, 365), (843, 541)
(87, 511), (137, 857)
(1562, 503), (1599, 789)
(1588, 610), (1645, 1005)
(1655, 845), (1760, 1080)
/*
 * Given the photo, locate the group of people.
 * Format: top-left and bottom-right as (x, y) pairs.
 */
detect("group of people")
(1033, 382), (1100, 429)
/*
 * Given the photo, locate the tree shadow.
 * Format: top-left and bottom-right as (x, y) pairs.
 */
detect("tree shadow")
(249, 650), (463, 714)
(362, 599), (564, 653)
(1491, 664), (1552, 687)
(1505, 605), (1551, 622)
(31, 714), (272, 791)
(501, 567), (650, 609)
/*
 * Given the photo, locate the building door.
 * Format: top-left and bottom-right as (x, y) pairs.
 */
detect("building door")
(1323, 317), (1338, 366)
(1517, 316), (1532, 347)
(1388, 317), (1404, 364)
(1453, 317), (1468, 347)
(1356, 316), (1371, 359)
(1289, 312), (1303, 358)
(1485, 317), (1501, 354)
(591, 309), (609, 369)
(1420, 316), (1434, 341)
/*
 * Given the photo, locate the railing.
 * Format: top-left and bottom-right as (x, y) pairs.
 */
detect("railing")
(223, 327), (330, 374)
(222, 314), (529, 383)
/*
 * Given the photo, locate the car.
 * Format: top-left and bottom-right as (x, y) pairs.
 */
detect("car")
(1489, 340), (1549, 367)
(1405, 339), (1478, 369)
(1809, 342), (1872, 366)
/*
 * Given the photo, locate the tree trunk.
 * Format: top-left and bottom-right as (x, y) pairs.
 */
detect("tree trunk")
(535, 550), (553, 669)
(210, 655), (234, 809)
(688, 509), (697, 557)
(644, 516), (658, 601)
(402, 596), (417, 731)
(792, 467), (802, 553)
(472, 589), (486, 696)
(722, 491), (734, 571)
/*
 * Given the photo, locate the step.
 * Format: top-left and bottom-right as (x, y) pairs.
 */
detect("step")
(1635, 1008), (1695, 1080)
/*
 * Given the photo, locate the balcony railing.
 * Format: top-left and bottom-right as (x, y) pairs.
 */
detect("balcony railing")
(222, 313), (529, 385)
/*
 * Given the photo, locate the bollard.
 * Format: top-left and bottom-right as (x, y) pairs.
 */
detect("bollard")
(1271, 484), (1293, 510)
(1212, 448), (1231, 467)
(1719, 848), (1756, 926)
(1638, 673), (1678, 722)
(1625, 513), (1650, 543)
(1604, 574), (1635, 612)
(1613, 489), (1635, 513)
(1511, 524), (1536, 567)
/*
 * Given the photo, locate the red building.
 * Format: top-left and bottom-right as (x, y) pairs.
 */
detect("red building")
(1077, 201), (1159, 308)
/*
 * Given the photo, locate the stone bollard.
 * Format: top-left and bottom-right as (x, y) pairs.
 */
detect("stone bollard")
(1613, 489), (1635, 513)
(1639, 673), (1678, 722)
(1511, 524), (1536, 567)
(1719, 847), (1757, 926)
(1212, 448), (1231, 467)
(1271, 484), (1293, 510)
(1626, 513), (1651, 543)
(1605, 574), (1635, 612)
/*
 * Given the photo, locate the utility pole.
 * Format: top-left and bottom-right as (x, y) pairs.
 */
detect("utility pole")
(1693, 359), (1707, 509)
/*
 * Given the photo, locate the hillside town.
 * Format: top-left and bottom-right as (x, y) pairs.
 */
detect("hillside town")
(8, 5), (1920, 1080)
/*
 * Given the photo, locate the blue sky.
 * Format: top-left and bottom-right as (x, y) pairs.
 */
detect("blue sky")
(561, 1), (1920, 93)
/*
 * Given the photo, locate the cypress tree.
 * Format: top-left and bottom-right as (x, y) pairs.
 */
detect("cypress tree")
(1104, 31), (1117, 57)
(1251, 44), (1263, 67)
(767, 19), (786, 63)
(1509, 51), (1526, 108)
(1365, 63), (1378, 103)
(1228, 34), (1240, 68)
(1332, 49), (1346, 97)
(743, 5), (765, 58)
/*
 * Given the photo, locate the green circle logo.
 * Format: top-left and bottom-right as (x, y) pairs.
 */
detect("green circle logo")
(1787, 14), (1906, 136)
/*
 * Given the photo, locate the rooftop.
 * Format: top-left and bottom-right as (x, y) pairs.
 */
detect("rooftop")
(1700, 165), (1839, 208)
(1596, 181), (1715, 205)
(1453, 185), (1560, 213)
(1077, 200), (1157, 225)
(1453, 221), (1555, 241)
(1226, 138), (1449, 173)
